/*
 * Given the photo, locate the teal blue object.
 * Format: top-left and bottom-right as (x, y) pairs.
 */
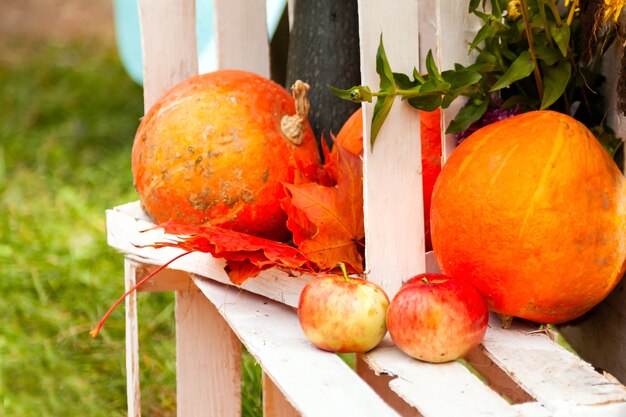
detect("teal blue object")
(113, 0), (287, 85)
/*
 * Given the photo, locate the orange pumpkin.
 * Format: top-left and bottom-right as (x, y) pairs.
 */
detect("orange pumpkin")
(431, 110), (626, 323)
(132, 70), (321, 241)
(334, 107), (442, 250)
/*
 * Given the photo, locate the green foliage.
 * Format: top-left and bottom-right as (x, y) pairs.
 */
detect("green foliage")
(0, 40), (264, 417)
(330, 0), (623, 154)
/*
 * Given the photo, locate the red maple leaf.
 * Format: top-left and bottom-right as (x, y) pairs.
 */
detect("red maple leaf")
(283, 144), (364, 273)
(146, 221), (315, 284)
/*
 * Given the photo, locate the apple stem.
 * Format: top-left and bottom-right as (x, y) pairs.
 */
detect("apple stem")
(89, 251), (192, 338)
(421, 277), (430, 285)
(338, 262), (349, 281)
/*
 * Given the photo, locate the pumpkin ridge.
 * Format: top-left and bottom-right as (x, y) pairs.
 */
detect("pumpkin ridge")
(518, 122), (565, 239)
(489, 143), (519, 186)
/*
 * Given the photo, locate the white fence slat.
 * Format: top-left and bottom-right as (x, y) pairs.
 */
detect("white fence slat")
(262, 372), (299, 417)
(175, 289), (242, 417)
(435, 1), (482, 161)
(214, 0), (270, 77)
(124, 259), (141, 417)
(358, 0), (425, 298)
(363, 344), (518, 417)
(137, 0), (198, 111)
(193, 276), (401, 417)
(106, 202), (311, 307)
(483, 316), (626, 415)
(418, 0), (437, 74)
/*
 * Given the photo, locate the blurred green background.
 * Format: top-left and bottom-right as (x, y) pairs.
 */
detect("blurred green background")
(1, 1), (260, 415)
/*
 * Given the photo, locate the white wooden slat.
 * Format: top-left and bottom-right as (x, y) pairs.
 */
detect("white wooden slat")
(287, 0), (296, 30)
(263, 373), (300, 417)
(124, 259), (141, 417)
(418, 0), (437, 74)
(106, 202), (311, 307)
(137, 0), (198, 111)
(358, 0), (425, 298)
(175, 289), (242, 417)
(192, 276), (401, 417)
(482, 315), (626, 416)
(213, 0), (270, 77)
(435, 1), (482, 161)
(363, 343), (519, 417)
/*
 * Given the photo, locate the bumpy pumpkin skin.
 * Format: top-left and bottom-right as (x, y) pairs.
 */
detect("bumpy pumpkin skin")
(431, 110), (626, 324)
(132, 70), (321, 241)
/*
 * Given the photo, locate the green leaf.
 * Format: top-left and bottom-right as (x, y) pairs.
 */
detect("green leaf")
(489, 0), (502, 19)
(592, 125), (624, 157)
(469, 0), (481, 12)
(549, 24), (570, 57)
(425, 50), (443, 81)
(420, 78), (451, 94)
(328, 85), (373, 103)
(490, 50), (535, 92)
(534, 45), (562, 65)
(470, 23), (499, 51)
(413, 67), (426, 84)
(393, 72), (418, 90)
(408, 94), (442, 112)
(376, 36), (395, 92)
(441, 69), (482, 90)
(370, 94), (396, 148)
(445, 100), (488, 134)
(540, 60), (571, 109)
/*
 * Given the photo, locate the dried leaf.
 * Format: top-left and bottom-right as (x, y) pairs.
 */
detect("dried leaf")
(283, 144), (364, 272)
(145, 221), (314, 283)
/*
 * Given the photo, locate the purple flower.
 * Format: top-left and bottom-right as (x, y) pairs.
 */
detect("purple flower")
(456, 101), (521, 144)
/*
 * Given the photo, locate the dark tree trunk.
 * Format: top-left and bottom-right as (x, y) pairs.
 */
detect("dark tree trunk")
(286, 0), (361, 146)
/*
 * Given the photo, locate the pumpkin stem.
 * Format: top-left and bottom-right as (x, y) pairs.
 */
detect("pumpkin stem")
(281, 80), (310, 145)
(498, 313), (514, 329)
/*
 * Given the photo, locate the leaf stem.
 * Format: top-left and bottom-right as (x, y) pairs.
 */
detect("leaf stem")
(89, 251), (192, 338)
(545, 0), (563, 27)
(339, 262), (349, 281)
(520, 0), (544, 102)
(537, 0), (555, 47)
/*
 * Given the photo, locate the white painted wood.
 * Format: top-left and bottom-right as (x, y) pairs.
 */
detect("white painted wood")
(363, 341), (518, 417)
(435, 1), (482, 161)
(355, 355), (422, 417)
(213, 0), (270, 77)
(263, 372), (300, 417)
(482, 315), (626, 416)
(137, 0), (198, 111)
(175, 289), (242, 417)
(106, 202), (312, 307)
(287, 0), (296, 30)
(418, 0), (437, 74)
(192, 276), (401, 417)
(124, 258), (141, 417)
(358, 0), (425, 298)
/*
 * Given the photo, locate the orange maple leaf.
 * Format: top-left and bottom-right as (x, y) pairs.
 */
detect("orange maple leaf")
(283, 144), (364, 272)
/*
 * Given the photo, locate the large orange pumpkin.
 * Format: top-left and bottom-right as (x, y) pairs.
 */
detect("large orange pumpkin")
(334, 107), (442, 251)
(132, 70), (321, 241)
(431, 110), (626, 323)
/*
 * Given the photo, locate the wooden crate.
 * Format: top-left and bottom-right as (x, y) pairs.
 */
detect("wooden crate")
(107, 1), (626, 416)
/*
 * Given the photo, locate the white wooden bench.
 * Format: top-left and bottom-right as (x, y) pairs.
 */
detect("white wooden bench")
(107, 1), (626, 416)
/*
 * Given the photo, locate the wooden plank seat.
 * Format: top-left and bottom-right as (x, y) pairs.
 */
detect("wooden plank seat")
(108, 203), (626, 417)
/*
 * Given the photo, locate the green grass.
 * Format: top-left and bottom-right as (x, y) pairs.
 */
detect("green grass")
(1, 39), (262, 416)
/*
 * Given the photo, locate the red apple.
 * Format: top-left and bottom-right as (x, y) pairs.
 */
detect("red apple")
(298, 273), (390, 353)
(387, 273), (488, 363)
